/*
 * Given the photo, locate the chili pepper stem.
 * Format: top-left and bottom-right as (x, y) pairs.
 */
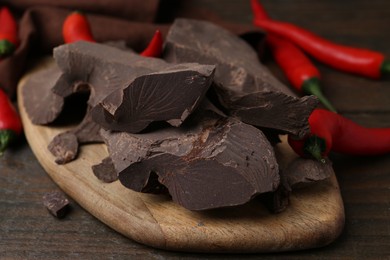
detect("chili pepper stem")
(0, 129), (16, 155)
(302, 78), (337, 113)
(304, 135), (326, 163)
(380, 60), (390, 77)
(0, 39), (15, 57)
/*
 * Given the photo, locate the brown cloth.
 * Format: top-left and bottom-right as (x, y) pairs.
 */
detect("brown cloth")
(0, 0), (264, 98)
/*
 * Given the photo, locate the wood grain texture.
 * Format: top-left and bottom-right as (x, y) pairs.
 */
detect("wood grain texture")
(16, 59), (344, 253)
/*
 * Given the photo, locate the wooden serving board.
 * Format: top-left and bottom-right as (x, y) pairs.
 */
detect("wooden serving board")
(17, 60), (345, 253)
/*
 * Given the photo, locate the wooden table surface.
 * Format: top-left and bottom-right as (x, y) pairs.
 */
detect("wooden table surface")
(1, 0), (389, 259)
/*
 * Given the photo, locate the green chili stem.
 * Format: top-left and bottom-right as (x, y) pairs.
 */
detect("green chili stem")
(302, 78), (337, 113)
(380, 60), (390, 77)
(0, 129), (16, 155)
(0, 39), (15, 57)
(304, 135), (326, 163)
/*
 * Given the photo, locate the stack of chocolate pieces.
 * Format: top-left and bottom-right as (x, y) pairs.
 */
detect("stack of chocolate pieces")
(23, 19), (331, 212)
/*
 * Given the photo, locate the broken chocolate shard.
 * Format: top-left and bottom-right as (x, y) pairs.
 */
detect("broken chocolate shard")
(42, 191), (70, 218)
(22, 62), (64, 125)
(92, 157), (118, 183)
(47, 107), (103, 164)
(52, 41), (172, 107)
(164, 18), (318, 138)
(100, 100), (224, 175)
(226, 91), (317, 138)
(261, 158), (332, 213)
(285, 158), (333, 189)
(111, 109), (279, 211)
(53, 41), (215, 133)
(91, 63), (215, 133)
(47, 131), (78, 164)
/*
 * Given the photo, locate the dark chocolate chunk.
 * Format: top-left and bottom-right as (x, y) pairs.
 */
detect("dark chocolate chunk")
(91, 63), (215, 133)
(99, 101), (222, 175)
(52, 41), (166, 107)
(261, 158), (332, 214)
(22, 62), (64, 125)
(163, 18), (318, 138)
(23, 42), (141, 126)
(285, 158), (333, 189)
(53, 41), (215, 133)
(92, 157), (118, 183)
(106, 110), (279, 211)
(42, 191), (70, 218)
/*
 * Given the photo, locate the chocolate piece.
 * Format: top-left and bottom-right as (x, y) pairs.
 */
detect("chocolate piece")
(164, 18), (318, 138)
(262, 158), (333, 214)
(92, 157), (118, 183)
(23, 42), (142, 126)
(42, 191), (70, 218)
(47, 108), (103, 164)
(102, 109), (279, 211)
(285, 158), (333, 189)
(52, 41), (215, 133)
(52, 41), (165, 107)
(47, 132), (78, 164)
(22, 62), (64, 125)
(46, 41), (217, 163)
(91, 63), (215, 133)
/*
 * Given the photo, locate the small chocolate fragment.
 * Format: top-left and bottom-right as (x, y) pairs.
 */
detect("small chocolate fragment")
(261, 158), (333, 214)
(47, 108), (103, 164)
(104, 108), (280, 211)
(42, 191), (70, 218)
(47, 132), (78, 164)
(92, 157), (118, 183)
(285, 158), (333, 189)
(164, 18), (318, 138)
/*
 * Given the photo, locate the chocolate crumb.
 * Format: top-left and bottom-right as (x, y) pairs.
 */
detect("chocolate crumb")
(47, 132), (78, 164)
(42, 191), (70, 218)
(92, 157), (118, 183)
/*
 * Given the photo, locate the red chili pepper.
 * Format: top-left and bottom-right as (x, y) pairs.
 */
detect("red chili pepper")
(288, 108), (390, 162)
(253, 16), (390, 79)
(250, 0), (270, 20)
(0, 88), (22, 155)
(0, 7), (19, 57)
(140, 30), (163, 58)
(250, 1), (336, 112)
(62, 11), (96, 43)
(266, 34), (337, 112)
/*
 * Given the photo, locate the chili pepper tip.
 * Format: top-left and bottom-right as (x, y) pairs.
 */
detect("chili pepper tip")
(0, 40), (15, 57)
(140, 29), (163, 58)
(302, 78), (337, 113)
